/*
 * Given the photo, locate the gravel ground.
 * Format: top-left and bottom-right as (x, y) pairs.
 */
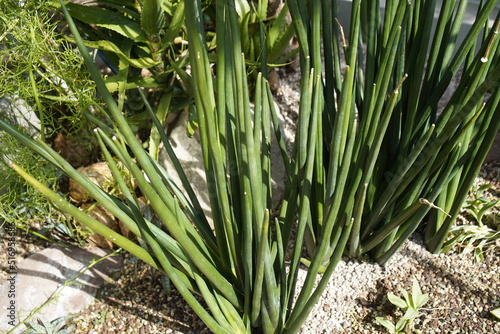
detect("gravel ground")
(63, 216), (499, 333)
(300, 233), (500, 333)
(68, 252), (211, 334)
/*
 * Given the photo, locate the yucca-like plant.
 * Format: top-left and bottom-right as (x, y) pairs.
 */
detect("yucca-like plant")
(293, 0), (499, 263)
(1, 0), (499, 333)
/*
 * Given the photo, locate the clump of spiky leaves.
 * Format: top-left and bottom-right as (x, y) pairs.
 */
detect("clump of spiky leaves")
(440, 184), (499, 261)
(463, 184), (499, 226)
(22, 315), (75, 334)
(286, 0), (500, 265)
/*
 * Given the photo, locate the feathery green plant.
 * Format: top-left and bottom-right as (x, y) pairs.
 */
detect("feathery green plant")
(0, 1), (97, 243)
(1, 0), (499, 333)
(0, 0), (98, 141)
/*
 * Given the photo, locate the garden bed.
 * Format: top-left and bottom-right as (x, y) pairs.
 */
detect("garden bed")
(1, 160), (498, 333)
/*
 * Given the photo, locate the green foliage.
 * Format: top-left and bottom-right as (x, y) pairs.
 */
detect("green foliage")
(376, 276), (429, 334)
(0, 0), (98, 140)
(0, 1), (98, 244)
(0, 132), (90, 245)
(47, 0), (189, 159)
(440, 183), (499, 262)
(21, 316), (75, 334)
(463, 184), (499, 226)
(0, 132), (59, 225)
(442, 223), (500, 262)
(47, 0), (166, 69)
(282, 0), (500, 266)
(230, 0), (297, 73)
(91, 310), (110, 326)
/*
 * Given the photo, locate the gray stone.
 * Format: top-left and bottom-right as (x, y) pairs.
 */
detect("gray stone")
(159, 111), (213, 222)
(0, 96), (41, 137)
(0, 245), (123, 333)
(0, 96), (41, 201)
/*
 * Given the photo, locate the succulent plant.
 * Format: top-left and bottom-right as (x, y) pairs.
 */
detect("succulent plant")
(21, 315), (75, 334)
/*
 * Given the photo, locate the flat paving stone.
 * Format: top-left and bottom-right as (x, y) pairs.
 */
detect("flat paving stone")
(0, 245), (123, 333)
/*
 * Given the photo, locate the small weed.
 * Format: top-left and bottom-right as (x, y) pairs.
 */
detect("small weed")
(441, 224), (499, 262)
(376, 276), (429, 334)
(441, 184), (500, 262)
(464, 184), (499, 227)
(91, 310), (109, 326)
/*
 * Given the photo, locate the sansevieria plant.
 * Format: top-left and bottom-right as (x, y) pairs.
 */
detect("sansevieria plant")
(1, 0), (498, 333)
